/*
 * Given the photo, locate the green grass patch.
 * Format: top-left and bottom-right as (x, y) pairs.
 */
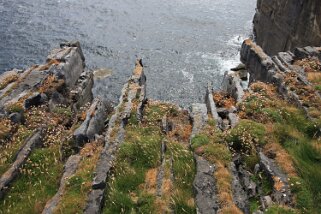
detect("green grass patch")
(145, 104), (171, 123)
(191, 134), (209, 150)
(289, 176), (314, 212)
(265, 205), (296, 214)
(128, 112), (139, 125)
(167, 142), (196, 213)
(244, 154), (260, 172)
(0, 126), (33, 175)
(262, 108), (283, 123)
(287, 143), (321, 212)
(250, 172), (273, 196)
(261, 174), (273, 195)
(249, 197), (260, 213)
(237, 82), (321, 213)
(52, 106), (72, 118)
(104, 102), (195, 213)
(118, 129), (162, 169)
(203, 143), (231, 165)
(0, 144), (63, 214)
(226, 119), (266, 153)
(207, 118), (216, 127)
(55, 143), (103, 213)
(6, 103), (24, 113)
(104, 118), (162, 213)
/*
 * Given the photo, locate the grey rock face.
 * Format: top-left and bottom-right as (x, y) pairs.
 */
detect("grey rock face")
(228, 113), (239, 128)
(0, 69), (48, 109)
(240, 40), (277, 84)
(193, 155), (219, 214)
(60, 41), (85, 63)
(222, 72), (245, 103)
(161, 115), (173, 134)
(136, 83), (147, 122)
(238, 166), (257, 198)
(190, 103), (208, 137)
(87, 100), (107, 140)
(84, 189), (105, 214)
(48, 92), (68, 111)
(91, 151), (113, 190)
(73, 98), (107, 147)
(205, 83), (222, 126)
(253, 0), (321, 55)
(47, 44), (85, 87)
(295, 46), (321, 61)
(241, 39), (321, 124)
(259, 152), (292, 206)
(9, 112), (24, 124)
(71, 69), (94, 110)
(24, 92), (48, 109)
(73, 117), (90, 147)
(261, 195), (273, 210)
(230, 162), (250, 214)
(0, 41), (87, 115)
(190, 103), (219, 213)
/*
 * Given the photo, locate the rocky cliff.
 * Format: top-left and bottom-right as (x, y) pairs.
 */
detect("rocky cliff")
(0, 41), (320, 214)
(253, 0), (321, 55)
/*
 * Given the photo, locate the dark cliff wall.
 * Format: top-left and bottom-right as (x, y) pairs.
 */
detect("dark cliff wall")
(253, 0), (321, 55)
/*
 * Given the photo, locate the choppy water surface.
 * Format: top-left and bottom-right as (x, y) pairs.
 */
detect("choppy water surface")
(0, 0), (256, 107)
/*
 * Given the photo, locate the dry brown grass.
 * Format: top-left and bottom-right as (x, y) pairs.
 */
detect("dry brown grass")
(250, 82), (276, 97)
(219, 192), (233, 206)
(294, 58), (321, 73)
(35, 59), (60, 71)
(133, 59), (143, 76)
(152, 171), (172, 213)
(39, 75), (65, 94)
(171, 123), (192, 141)
(154, 198), (170, 213)
(264, 143), (297, 177)
(213, 92), (236, 108)
(157, 163), (173, 213)
(80, 110), (87, 121)
(187, 197), (195, 207)
(307, 72), (321, 83)
(284, 71), (321, 110)
(162, 178), (172, 194)
(219, 205), (243, 214)
(2, 66), (37, 98)
(144, 168), (157, 195)
(0, 119), (14, 141)
(0, 74), (19, 90)
(312, 139), (321, 151)
(273, 176), (286, 192)
(214, 162), (243, 213)
(80, 141), (102, 157)
(81, 141), (103, 157)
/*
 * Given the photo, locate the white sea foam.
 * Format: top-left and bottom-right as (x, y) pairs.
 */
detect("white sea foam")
(216, 34), (249, 74)
(181, 69), (194, 83)
(216, 53), (241, 75)
(227, 35), (246, 47)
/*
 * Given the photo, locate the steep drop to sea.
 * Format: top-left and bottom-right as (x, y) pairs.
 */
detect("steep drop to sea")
(0, 0), (256, 107)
